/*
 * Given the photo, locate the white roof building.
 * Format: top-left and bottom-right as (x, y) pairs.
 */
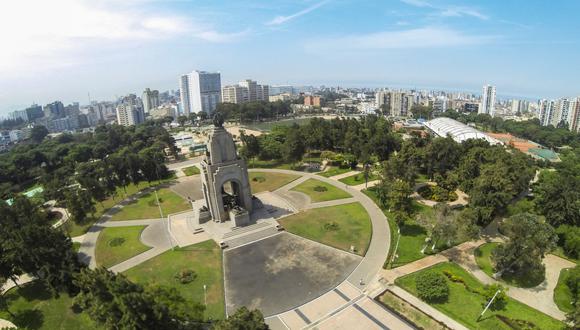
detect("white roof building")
(423, 117), (501, 145)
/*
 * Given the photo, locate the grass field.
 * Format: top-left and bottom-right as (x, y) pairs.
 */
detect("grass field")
(0, 282), (98, 330)
(291, 178), (351, 202)
(110, 188), (190, 221)
(338, 172), (379, 186)
(474, 242), (544, 288)
(95, 226), (151, 268)
(396, 262), (564, 330)
(554, 268), (575, 313)
(249, 172), (299, 193)
(64, 178), (176, 237)
(279, 203), (371, 255)
(182, 166), (200, 176)
(318, 166), (352, 178)
(378, 290), (447, 330)
(124, 240), (225, 320)
(247, 159), (295, 170)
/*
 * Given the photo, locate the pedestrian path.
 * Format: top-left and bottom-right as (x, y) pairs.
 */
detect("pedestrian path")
(328, 170), (360, 180)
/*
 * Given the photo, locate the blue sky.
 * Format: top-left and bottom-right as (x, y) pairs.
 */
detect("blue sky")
(1, 0), (579, 115)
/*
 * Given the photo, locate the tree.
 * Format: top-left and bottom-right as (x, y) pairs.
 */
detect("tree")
(30, 125), (49, 143)
(282, 124), (305, 165)
(431, 204), (458, 249)
(212, 307), (268, 330)
(386, 180), (413, 214)
(492, 213), (557, 281)
(239, 131), (260, 164)
(177, 115), (188, 127)
(0, 197), (82, 295)
(64, 187), (96, 225)
(556, 225), (580, 260)
(74, 268), (203, 330)
(482, 284), (508, 311)
(415, 271), (449, 302)
(535, 171), (580, 227)
(565, 266), (580, 307)
(197, 111), (208, 121)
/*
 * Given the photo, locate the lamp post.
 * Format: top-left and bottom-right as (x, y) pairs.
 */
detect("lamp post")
(203, 284), (207, 307)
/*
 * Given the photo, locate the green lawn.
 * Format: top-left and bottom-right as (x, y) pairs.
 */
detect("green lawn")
(318, 166), (352, 178)
(474, 242), (545, 288)
(249, 172), (299, 193)
(0, 282), (98, 330)
(247, 159), (294, 170)
(124, 240), (224, 320)
(396, 262), (564, 330)
(72, 242), (81, 253)
(291, 178), (351, 202)
(554, 268), (575, 313)
(64, 178), (176, 237)
(363, 187), (440, 268)
(110, 187), (190, 221)
(338, 172), (379, 186)
(378, 290), (447, 330)
(95, 226), (152, 268)
(182, 166), (200, 176)
(279, 203), (371, 255)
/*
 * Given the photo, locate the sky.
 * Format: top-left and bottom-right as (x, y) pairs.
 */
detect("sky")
(1, 0), (579, 115)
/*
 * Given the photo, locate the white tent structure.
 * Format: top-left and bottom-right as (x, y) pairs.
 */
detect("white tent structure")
(423, 117), (501, 145)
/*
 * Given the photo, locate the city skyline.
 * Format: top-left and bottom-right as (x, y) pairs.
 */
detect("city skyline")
(1, 0), (580, 115)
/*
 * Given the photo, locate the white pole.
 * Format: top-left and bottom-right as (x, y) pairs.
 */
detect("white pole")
(203, 284), (207, 306)
(390, 227), (401, 266)
(479, 289), (501, 320)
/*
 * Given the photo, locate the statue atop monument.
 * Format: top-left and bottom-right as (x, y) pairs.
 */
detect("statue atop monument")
(212, 112), (224, 128)
(198, 118), (253, 227)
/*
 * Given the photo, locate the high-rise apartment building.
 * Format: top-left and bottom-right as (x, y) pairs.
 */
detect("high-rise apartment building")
(116, 104), (144, 126)
(221, 79), (269, 104)
(142, 88), (160, 113)
(568, 98), (580, 132)
(539, 99), (555, 126)
(179, 75), (191, 115)
(181, 71), (221, 115)
(375, 90), (415, 117)
(479, 85), (496, 116)
(304, 96), (321, 107)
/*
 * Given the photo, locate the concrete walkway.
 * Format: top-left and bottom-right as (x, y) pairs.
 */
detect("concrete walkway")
(328, 170), (360, 180)
(249, 169), (391, 291)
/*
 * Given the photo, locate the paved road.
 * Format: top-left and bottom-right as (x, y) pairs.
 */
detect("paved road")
(249, 169), (391, 290)
(166, 156), (203, 171)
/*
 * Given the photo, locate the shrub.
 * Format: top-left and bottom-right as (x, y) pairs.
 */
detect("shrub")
(415, 271), (449, 302)
(566, 266), (580, 305)
(323, 222), (339, 231)
(174, 269), (197, 284)
(108, 237), (125, 247)
(556, 225), (580, 259)
(313, 185), (328, 192)
(252, 176), (266, 183)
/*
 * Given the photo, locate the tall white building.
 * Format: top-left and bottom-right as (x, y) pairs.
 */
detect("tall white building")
(479, 84), (496, 116)
(568, 98), (580, 132)
(142, 88), (160, 114)
(179, 75), (191, 115)
(539, 99), (555, 126)
(375, 90), (415, 117)
(187, 71), (221, 115)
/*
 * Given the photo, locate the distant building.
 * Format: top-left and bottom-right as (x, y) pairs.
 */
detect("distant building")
(269, 93), (292, 102)
(9, 130), (23, 142)
(539, 99), (556, 126)
(25, 104), (44, 121)
(479, 85), (496, 116)
(375, 91), (414, 117)
(568, 97), (580, 132)
(142, 88), (160, 113)
(179, 74), (191, 115)
(116, 104), (145, 126)
(304, 95), (321, 107)
(432, 97), (448, 113)
(464, 102), (479, 113)
(424, 117), (501, 145)
(43, 101), (65, 118)
(9, 110), (28, 122)
(221, 79), (269, 104)
(179, 70), (221, 115)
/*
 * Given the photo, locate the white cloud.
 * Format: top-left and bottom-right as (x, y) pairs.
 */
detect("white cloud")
(306, 27), (495, 51)
(401, 0), (488, 20)
(0, 0), (246, 75)
(266, 0), (330, 25)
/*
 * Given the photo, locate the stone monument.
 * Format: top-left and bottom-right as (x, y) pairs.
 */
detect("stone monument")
(199, 113), (253, 227)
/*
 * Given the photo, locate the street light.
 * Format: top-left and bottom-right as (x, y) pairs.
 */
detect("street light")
(203, 284), (207, 307)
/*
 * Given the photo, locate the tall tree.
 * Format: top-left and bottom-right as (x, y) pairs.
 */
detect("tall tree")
(30, 125), (49, 143)
(213, 307), (268, 330)
(492, 213), (557, 281)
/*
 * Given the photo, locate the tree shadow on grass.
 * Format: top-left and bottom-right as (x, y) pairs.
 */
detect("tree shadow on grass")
(13, 309), (44, 330)
(401, 223), (427, 237)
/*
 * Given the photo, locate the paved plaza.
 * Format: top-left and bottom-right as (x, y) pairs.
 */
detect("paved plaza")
(224, 232), (362, 316)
